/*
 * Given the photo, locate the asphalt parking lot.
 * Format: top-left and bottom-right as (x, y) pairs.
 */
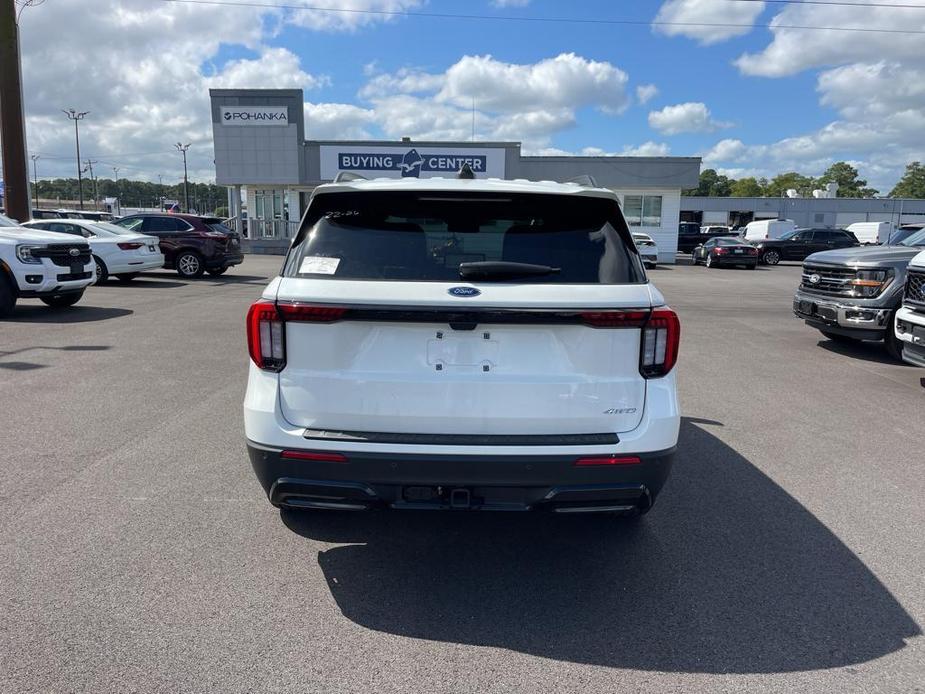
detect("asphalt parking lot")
(1, 257), (922, 694)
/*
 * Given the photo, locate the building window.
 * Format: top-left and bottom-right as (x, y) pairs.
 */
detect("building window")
(623, 195), (662, 227)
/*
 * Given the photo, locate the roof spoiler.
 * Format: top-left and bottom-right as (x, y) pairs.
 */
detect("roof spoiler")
(565, 175), (599, 187)
(333, 171), (368, 183)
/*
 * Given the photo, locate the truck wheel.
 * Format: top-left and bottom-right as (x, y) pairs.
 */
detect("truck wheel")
(819, 330), (857, 344)
(762, 250), (780, 265)
(93, 256), (109, 283)
(40, 290), (84, 309)
(176, 251), (204, 279)
(0, 276), (15, 318)
(884, 321), (904, 361)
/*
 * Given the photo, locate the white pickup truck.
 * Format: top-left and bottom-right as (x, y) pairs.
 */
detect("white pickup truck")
(0, 213), (95, 317)
(894, 248), (925, 367)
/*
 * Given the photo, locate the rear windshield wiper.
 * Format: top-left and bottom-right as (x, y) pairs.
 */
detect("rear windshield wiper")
(458, 261), (561, 280)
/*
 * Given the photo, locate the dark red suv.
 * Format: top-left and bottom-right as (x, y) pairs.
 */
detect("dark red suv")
(113, 213), (244, 278)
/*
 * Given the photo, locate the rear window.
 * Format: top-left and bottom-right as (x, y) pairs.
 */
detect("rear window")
(284, 192), (644, 284)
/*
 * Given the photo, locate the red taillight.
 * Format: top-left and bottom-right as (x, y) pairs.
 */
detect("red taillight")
(246, 299), (285, 371)
(748, 247), (759, 255)
(575, 455), (641, 466)
(276, 302), (347, 322)
(713, 247), (727, 255)
(640, 307), (680, 378)
(580, 310), (649, 328)
(246, 300), (347, 371)
(117, 242), (143, 250)
(281, 450), (348, 463)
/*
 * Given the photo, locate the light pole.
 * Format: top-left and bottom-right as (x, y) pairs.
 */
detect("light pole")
(84, 159), (98, 208)
(112, 166), (120, 206)
(175, 142), (190, 212)
(30, 154), (39, 209)
(62, 108), (89, 209)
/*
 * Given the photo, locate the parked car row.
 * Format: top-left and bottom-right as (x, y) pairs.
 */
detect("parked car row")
(0, 211), (243, 317)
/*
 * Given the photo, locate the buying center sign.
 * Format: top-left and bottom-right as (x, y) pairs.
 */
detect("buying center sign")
(320, 145), (505, 179)
(220, 106), (289, 126)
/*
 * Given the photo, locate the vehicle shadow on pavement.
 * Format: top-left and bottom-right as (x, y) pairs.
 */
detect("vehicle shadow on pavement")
(281, 418), (920, 674)
(2, 306), (133, 323)
(97, 279), (187, 289)
(817, 339), (912, 367)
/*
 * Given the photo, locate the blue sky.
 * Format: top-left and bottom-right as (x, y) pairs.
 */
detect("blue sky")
(13, 0), (925, 192)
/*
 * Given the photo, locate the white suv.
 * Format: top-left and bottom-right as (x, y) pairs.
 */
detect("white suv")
(894, 248), (925, 367)
(0, 213), (95, 317)
(244, 176), (680, 515)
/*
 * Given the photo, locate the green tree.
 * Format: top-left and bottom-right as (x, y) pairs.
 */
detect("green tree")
(764, 172), (817, 198)
(889, 162), (925, 198)
(817, 161), (878, 198)
(729, 177), (764, 197)
(684, 168), (732, 197)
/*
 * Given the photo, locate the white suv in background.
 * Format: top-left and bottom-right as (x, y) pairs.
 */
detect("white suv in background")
(244, 174), (680, 516)
(0, 213), (95, 317)
(894, 249), (925, 367)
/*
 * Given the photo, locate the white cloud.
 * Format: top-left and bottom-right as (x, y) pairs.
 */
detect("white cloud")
(356, 53), (632, 150)
(304, 102), (377, 140)
(583, 142), (671, 157)
(654, 0), (765, 45)
(635, 84), (658, 105)
(703, 138), (750, 164)
(648, 102), (731, 135)
(16, 0), (417, 182)
(709, 2), (925, 191)
(735, 3), (925, 78)
(285, 0), (424, 32)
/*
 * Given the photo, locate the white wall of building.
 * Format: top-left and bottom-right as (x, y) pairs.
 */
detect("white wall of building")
(616, 189), (681, 263)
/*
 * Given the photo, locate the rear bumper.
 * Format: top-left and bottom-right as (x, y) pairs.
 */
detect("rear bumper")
(247, 440), (674, 512)
(209, 251), (243, 269)
(714, 256), (758, 266)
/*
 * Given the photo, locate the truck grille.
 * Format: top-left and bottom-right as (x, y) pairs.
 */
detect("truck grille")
(800, 264), (855, 296)
(905, 269), (925, 308)
(32, 244), (92, 267)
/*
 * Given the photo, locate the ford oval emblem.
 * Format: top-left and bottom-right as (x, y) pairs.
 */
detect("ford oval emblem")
(448, 286), (480, 298)
(809, 273), (821, 284)
(69, 247), (81, 257)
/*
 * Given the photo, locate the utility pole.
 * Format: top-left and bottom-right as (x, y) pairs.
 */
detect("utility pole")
(84, 159), (98, 209)
(175, 142), (190, 213)
(157, 173), (163, 210)
(0, 0), (31, 222)
(30, 154), (40, 209)
(62, 108), (89, 209)
(112, 166), (120, 206)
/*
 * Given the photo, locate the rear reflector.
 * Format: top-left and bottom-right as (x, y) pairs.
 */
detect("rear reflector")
(281, 450), (348, 463)
(575, 455), (641, 466)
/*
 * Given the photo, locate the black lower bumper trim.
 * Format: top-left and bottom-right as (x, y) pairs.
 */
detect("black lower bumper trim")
(303, 429), (619, 446)
(247, 441), (674, 513)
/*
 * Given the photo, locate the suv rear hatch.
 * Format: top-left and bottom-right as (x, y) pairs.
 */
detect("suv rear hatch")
(270, 191), (659, 438)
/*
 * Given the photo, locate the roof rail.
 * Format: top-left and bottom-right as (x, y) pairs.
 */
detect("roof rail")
(333, 171), (367, 183)
(565, 175), (599, 187)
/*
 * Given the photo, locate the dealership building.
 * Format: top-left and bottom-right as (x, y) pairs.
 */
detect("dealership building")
(210, 89), (701, 260)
